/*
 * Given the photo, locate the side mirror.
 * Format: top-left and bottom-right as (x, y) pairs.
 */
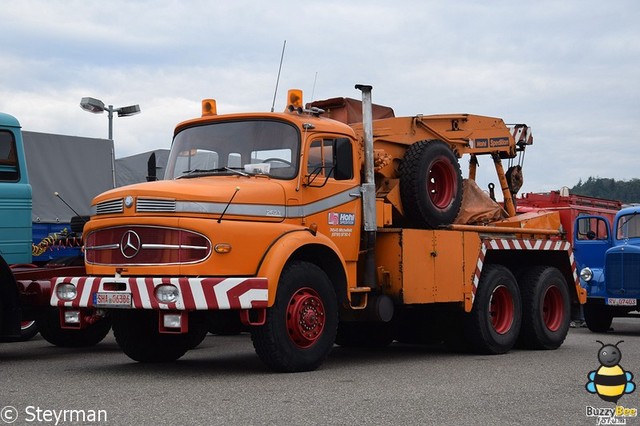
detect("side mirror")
(333, 138), (353, 180)
(146, 152), (157, 182)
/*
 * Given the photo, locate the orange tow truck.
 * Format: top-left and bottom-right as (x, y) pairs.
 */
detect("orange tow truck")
(51, 85), (583, 372)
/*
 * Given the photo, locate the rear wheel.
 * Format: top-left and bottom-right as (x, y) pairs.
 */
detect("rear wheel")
(112, 310), (192, 362)
(37, 308), (111, 347)
(399, 140), (463, 228)
(518, 266), (570, 349)
(584, 304), (613, 333)
(465, 265), (521, 354)
(251, 261), (338, 372)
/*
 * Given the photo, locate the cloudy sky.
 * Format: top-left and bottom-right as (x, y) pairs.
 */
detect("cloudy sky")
(2, 0), (638, 194)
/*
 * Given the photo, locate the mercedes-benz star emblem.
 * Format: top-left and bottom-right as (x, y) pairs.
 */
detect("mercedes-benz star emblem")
(120, 230), (141, 258)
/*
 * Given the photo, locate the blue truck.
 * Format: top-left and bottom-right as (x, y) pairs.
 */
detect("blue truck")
(0, 112), (112, 345)
(575, 205), (640, 332)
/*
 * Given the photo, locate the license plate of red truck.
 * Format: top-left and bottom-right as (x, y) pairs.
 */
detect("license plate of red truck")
(93, 292), (132, 307)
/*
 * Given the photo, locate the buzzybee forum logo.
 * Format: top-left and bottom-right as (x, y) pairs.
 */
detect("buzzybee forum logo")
(585, 340), (637, 424)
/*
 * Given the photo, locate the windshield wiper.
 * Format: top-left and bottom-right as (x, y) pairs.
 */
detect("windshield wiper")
(224, 167), (249, 177)
(178, 167), (249, 179)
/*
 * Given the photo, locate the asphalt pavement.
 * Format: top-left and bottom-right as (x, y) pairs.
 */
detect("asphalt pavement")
(1, 319), (640, 425)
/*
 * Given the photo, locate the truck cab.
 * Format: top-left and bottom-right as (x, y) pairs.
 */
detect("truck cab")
(0, 113), (32, 338)
(575, 206), (640, 331)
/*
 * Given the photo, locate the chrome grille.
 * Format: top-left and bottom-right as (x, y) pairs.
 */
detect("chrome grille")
(136, 198), (176, 212)
(96, 198), (123, 215)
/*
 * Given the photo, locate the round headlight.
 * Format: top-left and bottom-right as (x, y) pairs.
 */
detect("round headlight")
(580, 267), (593, 282)
(155, 285), (179, 303)
(57, 283), (77, 301)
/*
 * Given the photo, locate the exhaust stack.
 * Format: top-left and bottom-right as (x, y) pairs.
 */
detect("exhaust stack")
(355, 84), (377, 289)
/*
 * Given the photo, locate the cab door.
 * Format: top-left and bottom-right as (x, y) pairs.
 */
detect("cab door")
(573, 215), (612, 270)
(299, 136), (360, 261)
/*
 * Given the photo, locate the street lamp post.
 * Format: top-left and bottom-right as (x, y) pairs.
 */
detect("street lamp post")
(79, 97), (141, 140)
(79, 97), (141, 187)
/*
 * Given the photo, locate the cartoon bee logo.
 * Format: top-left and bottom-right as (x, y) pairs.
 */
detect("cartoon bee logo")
(586, 340), (636, 403)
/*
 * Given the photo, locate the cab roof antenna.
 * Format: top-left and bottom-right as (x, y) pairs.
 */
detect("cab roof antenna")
(310, 71), (318, 102)
(270, 40), (287, 112)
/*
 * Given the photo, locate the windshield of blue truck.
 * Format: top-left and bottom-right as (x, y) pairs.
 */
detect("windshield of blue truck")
(616, 212), (640, 239)
(165, 120), (300, 180)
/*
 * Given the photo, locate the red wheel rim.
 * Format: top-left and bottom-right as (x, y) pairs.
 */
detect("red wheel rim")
(427, 157), (456, 209)
(542, 286), (564, 332)
(489, 285), (514, 334)
(286, 287), (325, 348)
(21, 320), (35, 330)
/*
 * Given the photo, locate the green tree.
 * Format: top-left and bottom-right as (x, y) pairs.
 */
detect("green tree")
(571, 177), (640, 204)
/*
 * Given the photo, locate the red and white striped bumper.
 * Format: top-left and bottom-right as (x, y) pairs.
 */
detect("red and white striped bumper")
(51, 276), (269, 311)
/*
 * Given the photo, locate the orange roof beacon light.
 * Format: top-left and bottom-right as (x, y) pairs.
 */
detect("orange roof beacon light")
(286, 89), (303, 112)
(201, 99), (217, 117)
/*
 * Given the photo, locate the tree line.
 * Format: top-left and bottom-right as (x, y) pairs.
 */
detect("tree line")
(571, 177), (640, 204)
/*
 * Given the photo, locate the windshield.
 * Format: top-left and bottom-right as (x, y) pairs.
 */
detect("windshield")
(165, 120), (300, 180)
(616, 212), (640, 239)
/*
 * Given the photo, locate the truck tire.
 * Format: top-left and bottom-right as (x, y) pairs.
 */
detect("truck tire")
(399, 140), (463, 228)
(465, 264), (521, 354)
(36, 308), (111, 347)
(335, 321), (394, 348)
(19, 320), (39, 341)
(250, 261), (338, 372)
(112, 310), (194, 362)
(584, 304), (613, 333)
(517, 266), (570, 350)
(0, 320), (39, 342)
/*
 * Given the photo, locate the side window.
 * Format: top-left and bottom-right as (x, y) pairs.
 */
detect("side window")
(0, 131), (19, 181)
(306, 137), (353, 183)
(308, 139), (334, 178)
(576, 216), (609, 240)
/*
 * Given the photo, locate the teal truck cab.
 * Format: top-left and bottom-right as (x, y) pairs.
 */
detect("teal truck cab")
(0, 112), (110, 345)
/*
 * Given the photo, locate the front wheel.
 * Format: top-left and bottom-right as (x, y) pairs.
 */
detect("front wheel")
(517, 266), (570, 350)
(584, 303), (613, 333)
(251, 261), (338, 372)
(465, 265), (522, 354)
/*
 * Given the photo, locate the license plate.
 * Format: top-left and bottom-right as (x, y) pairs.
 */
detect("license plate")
(606, 298), (637, 306)
(93, 292), (132, 307)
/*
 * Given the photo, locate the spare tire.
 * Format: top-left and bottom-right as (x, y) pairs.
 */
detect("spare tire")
(399, 140), (463, 228)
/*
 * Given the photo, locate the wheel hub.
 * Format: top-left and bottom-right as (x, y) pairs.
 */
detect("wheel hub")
(542, 286), (563, 332)
(489, 285), (514, 335)
(286, 288), (325, 348)
(427, 157), (455, 209)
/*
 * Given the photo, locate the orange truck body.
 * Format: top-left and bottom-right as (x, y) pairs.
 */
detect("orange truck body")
(51, 86), (582, 371)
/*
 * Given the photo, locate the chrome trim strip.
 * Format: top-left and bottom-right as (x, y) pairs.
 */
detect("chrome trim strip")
(141, 244), (208, 250)
(85, 244), (119, 251)
(171, 187), (359, 219)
